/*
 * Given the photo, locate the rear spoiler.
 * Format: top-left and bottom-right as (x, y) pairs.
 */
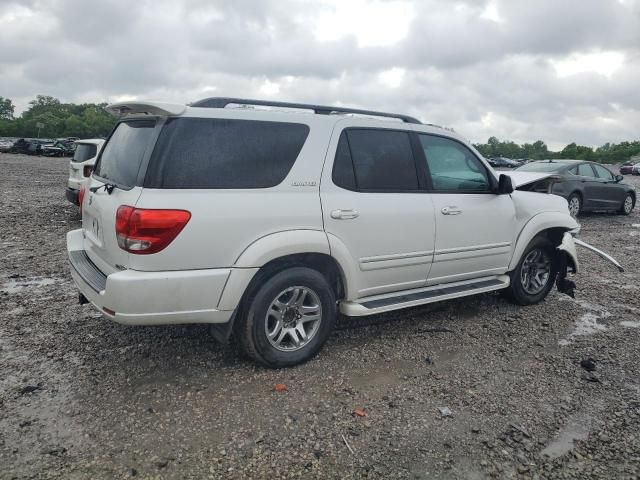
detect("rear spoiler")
(105, 101), (186, 117)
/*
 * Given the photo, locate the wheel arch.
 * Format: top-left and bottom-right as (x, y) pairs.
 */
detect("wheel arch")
(508, 212), (579, 271)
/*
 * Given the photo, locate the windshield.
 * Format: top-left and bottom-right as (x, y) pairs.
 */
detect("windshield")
(93, 120), (156, 187)
(72, 144), (97, 162)
(516, 162), (567, 172)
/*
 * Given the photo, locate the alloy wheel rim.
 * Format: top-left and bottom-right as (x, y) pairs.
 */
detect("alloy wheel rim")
(568, 197), (580, 217)
(520, 248), (551, 295)
(265, 286), (322, 352)
(624, 196), (633, 213)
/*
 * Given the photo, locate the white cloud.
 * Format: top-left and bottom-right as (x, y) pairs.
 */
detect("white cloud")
(551, 51), (625, 78)
(313, 0), (415, 47)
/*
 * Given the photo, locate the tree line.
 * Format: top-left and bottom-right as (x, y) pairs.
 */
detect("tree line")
(1, 95), (639, 163)
(474, 136), (640, 164)
(0, 95), (116, 139)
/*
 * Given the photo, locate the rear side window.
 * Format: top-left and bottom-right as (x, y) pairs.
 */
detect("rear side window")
(94, 120), (156, 187)
(332, 129), (419, 191)
(72, 144), (97, 162)
(577, 163), (596, 177)
(145, 118), (309, 189)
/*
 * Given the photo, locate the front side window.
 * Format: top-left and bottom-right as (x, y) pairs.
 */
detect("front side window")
(145, 118), (309, 189)
(94, 120), (156, 187)
(332, 129), (419, 191)
(577, 163), (596, 177)
(419, 134), (490, 192)
(592, 164), (614, 180)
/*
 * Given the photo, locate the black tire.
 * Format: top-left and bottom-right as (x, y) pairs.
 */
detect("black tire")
(567, 193), (582, 217)
(504, 236), (558, 306)
(619, 193), (635, 215)
(236, 267), (336, 368)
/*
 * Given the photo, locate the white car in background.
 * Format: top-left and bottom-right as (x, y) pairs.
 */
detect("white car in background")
(65, 139), (104, 205)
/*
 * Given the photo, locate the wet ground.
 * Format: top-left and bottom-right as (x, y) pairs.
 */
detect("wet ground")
(1, 153), (639, 479)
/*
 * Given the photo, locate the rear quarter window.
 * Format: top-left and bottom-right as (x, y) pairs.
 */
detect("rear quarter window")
(72, 144), (97, 162)
(93, 120), (156, 187)
(145, 118), (310, 189)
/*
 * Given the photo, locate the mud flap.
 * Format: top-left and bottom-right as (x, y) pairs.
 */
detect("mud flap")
(209, 310), (238, 344)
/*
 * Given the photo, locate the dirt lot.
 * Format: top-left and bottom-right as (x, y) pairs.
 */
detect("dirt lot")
(1, 153), (639, 480)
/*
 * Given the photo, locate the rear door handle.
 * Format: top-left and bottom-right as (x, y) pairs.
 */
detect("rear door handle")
(441, 206), (462, 215)
(330, 209), (359, 220)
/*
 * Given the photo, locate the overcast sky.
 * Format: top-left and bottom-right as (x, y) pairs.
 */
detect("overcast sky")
(1, 0), (639, 149)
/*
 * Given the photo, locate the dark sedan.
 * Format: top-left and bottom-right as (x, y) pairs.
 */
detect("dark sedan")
(620, 162), (635, 175)
(515, 160), (636, 217)
(488, 157), (521, 168)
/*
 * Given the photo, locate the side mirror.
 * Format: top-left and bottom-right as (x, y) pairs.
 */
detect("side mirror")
(615, 174), (623, 183)
(497, 174), (514, 194)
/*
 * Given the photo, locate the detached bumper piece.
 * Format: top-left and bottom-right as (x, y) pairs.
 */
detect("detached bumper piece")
(574, 238), (624, 273)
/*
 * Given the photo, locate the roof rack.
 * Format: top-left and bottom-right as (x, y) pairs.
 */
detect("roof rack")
(189, 97), (422, 124)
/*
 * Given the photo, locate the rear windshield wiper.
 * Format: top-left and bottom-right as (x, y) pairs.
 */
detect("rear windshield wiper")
(89, 183), (118, 194)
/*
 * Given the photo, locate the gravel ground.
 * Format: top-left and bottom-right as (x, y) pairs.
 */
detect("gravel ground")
(1, 153), (639, 480)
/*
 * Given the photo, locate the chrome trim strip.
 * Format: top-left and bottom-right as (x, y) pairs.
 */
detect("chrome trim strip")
(360, 250), (434, 264)
(434, 242), (511, 256)
(574, 239), (624, 272)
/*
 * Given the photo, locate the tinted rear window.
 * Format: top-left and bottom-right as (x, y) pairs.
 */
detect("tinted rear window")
(94, 120), (156, 187)
(72, 144), (97, 162)
(333, 129), (419, 191)
(145, 118), (309, 189)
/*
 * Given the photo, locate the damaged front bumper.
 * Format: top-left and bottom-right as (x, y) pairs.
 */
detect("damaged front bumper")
(555, 231), (624, 298)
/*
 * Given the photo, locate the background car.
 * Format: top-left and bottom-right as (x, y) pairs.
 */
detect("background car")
(65, 139), (105, 205)
(0, 139), (14, 152)
(488, 157), (520, 168)
(633, 163), (640, 176)
(619, 162), (635, 175)
(515, 160), (636, 216)
(42, 139), (76, 157)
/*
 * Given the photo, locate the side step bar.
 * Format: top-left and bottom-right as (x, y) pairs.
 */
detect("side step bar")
(339, 275), (510, 316)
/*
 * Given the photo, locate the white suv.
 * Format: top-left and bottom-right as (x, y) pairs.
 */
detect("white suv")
(67, 98), (619, 368)
(65, 139), (105, 205)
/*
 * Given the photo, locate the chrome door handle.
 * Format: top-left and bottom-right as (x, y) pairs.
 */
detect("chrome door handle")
(441, 206), (462, 215)
(330, 209), (359, 220)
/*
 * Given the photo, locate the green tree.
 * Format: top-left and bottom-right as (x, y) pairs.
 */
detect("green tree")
(0, 97), (15, 120)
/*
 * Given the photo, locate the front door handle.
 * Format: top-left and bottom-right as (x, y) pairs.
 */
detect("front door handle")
(441, 206), (462, 215)
(331, 209), (359, 220)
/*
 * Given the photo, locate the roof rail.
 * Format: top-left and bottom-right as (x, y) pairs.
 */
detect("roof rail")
(189, 97), (421, 124)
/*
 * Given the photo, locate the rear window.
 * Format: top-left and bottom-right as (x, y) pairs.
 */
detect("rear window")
(93, 120), (156, 187)
(72, 143), (97, 162)
(145, 118), (309, 189)
(516, 162), (566, 172)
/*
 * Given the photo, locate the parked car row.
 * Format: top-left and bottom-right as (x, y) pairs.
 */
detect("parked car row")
(619, 161), (640, 175)
(0, 137), (80, 156)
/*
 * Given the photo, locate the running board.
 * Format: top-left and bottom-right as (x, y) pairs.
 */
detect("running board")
(339, 275), (510, 316)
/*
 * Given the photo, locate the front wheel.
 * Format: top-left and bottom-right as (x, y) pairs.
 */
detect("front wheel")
(619, 193), (634, 215)
(504, 237), (558, 306)
(236, 267), (336, 368)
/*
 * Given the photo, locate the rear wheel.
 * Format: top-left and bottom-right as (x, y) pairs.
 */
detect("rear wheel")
(619, 193), (634, 215)
(567, 193), (582, 217)
(236, 267), (336, 368)
(504, 236), (558, 306)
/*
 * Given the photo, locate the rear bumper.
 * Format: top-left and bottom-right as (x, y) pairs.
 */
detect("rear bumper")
(66, 229), (256, 325)
(65, 187), (79, 205)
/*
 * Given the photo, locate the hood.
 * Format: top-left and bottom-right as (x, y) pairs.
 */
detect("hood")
(503, 171), (554, 188)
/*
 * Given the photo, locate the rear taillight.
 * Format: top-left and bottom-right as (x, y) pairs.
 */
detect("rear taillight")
(115, 205), (191, 254)
(83, 165), (93, 177)
(78, 186), (86, 214)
